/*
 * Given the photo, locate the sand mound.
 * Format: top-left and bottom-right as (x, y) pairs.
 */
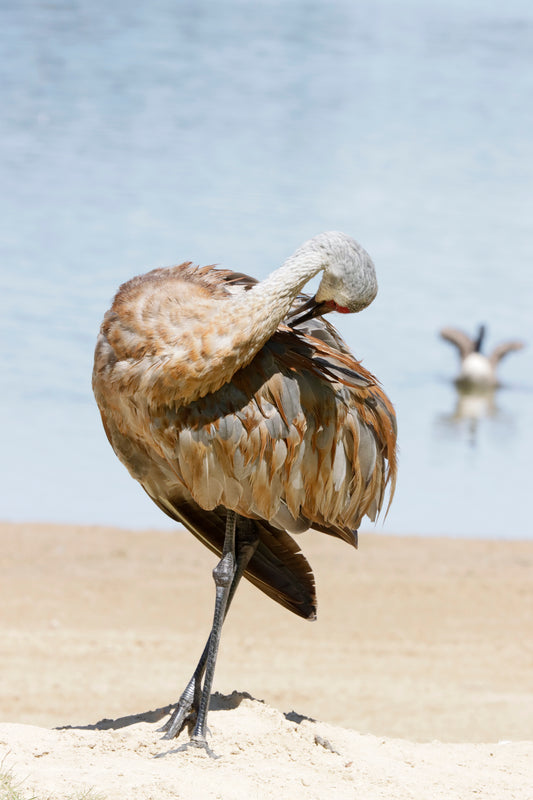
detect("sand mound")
(1, 694), (531, 800)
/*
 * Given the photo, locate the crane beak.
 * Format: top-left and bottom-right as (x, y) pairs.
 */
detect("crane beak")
(287, 297), (330, 328)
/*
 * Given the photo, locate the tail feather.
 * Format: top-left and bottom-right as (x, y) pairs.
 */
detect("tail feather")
(148, 491), (317, 620)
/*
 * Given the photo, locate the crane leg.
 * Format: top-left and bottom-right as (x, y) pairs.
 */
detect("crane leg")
(162, 511), (258, 748)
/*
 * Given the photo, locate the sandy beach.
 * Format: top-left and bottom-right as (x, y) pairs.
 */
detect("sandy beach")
(1, 521), (532, 799)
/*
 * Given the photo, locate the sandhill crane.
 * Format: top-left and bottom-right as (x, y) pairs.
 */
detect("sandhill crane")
(92, 231), (397, 753)
(440, 324), (525, 389)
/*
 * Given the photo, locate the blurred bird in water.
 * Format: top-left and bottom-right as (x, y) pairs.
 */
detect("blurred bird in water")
(92, 231), (397, 753)
(440, 324), (525, 390)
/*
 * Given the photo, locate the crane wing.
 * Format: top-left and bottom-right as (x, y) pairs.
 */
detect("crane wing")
(146, 327), (395, 530)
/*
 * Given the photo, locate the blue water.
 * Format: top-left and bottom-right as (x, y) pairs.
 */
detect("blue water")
(1, 0), (532, 538)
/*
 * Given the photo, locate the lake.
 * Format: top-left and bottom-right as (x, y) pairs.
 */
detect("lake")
(1, 0), (532, 538)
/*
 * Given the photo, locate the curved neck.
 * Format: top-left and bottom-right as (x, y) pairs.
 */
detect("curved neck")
(201, 248), (327, 387)
(237, 247), (327, 337)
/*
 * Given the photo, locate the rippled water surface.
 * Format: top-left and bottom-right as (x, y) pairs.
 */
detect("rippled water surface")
(2, 0), (532, 537)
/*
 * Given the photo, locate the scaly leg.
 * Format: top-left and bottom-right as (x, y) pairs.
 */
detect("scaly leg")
(162, 512), (258, 745)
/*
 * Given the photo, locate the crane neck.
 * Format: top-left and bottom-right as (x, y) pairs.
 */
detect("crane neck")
(249, 246), (327, 314)
(193, 248), (327, 393)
